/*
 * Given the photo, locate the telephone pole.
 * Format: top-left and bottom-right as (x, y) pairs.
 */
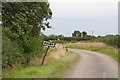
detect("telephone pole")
(92, 30), (93, 36)
(81, 32), (83, 37)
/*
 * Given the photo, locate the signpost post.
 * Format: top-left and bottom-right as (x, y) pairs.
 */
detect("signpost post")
(41, 41), (56, 66)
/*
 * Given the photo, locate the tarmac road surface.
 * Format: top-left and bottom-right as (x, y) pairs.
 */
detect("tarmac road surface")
(64, 49), (118, 78)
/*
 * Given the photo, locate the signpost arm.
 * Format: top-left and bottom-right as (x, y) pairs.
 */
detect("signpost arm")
(41, 46), (50, 66)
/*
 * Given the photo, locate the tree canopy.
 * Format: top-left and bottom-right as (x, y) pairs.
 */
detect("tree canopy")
(2, 2), (52, 69)
(82, 31), (87, 37)
(72, 30), (88, 37)
(72, 30), (81, 37)
(2, 2), (52, 38)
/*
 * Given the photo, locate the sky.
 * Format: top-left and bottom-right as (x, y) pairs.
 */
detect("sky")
(42, 0), (119, 37)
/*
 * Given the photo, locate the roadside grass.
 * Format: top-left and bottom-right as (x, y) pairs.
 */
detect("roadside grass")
(3, 51), (80, 78)
(66, 42), (118, 62)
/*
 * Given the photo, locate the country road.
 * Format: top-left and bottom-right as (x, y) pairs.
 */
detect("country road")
(64, 49), (118, 78)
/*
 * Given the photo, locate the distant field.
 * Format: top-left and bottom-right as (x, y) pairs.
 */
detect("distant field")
(67, 42), (118, 62)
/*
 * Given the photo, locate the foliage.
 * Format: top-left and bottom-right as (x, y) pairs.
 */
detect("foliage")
(82, 31), (87, 37)
(91, 36), (119, 48)
(2, 34), (44, 69)
(48, 34), (57, 40)
(4, 51), (80, 78)
(2, 2), (52, 69)
(2, 2), (52, 34)
(44, 36), (94, 43)
(72, 30), (88, 37)
(72, 30), (81, 37)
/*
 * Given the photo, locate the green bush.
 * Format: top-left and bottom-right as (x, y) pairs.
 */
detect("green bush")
(2, 2), (52, 70)
(91, 37), (119, 48)
(2, 35), (22, 68)
(2, 34), (44, 69)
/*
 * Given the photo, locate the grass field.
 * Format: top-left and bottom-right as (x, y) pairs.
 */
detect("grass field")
(3, 51), (80, 78)
(66, 42), (118, 62)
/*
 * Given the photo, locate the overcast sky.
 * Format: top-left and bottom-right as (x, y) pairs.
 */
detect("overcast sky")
(42, 0), (119, 37)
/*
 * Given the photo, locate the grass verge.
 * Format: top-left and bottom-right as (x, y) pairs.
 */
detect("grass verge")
(3, 51), (80, 78)
(67, 42), (118, 62)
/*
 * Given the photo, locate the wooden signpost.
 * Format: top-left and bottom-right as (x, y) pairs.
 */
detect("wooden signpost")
(41, 41), (56, 66)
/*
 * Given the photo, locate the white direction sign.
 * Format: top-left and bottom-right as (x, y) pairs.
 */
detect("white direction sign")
(43, 41), (56, 47)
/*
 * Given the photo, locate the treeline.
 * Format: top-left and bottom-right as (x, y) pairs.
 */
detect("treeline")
(2, 2), (52, 69)
(43, 33), (94, 43)
(44, 36), (94, 42)
(43, 33), (119, 48)
(43, 30), (94, 42)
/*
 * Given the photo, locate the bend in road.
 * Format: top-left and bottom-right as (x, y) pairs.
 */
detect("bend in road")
(64, 49), (118, 78)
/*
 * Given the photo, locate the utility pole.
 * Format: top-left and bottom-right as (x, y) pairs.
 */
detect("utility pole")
(81, 32), (83, 37)
(92, 30), (93, 36)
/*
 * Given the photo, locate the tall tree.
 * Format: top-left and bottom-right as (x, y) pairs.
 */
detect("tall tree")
(82, 31), (87, 37)
(2, 2), (52, 53)
(2, 2), (53, 67)
(72, 30), (81, 37)
(2, 2), (52, 38)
